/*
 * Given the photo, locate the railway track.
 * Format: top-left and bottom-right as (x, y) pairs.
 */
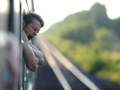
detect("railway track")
(35, 36), (99, 90)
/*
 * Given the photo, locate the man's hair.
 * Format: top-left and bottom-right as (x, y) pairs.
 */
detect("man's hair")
(23, 12), (44, 27)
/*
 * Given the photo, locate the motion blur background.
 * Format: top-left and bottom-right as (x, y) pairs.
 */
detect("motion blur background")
(34, 0), (120, 89)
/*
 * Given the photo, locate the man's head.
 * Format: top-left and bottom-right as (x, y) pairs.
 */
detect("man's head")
(23, 12), (44, 40)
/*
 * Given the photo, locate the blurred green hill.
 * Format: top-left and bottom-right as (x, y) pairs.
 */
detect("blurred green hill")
(45, 3), (120, 37)
(43, 2), (120, 89)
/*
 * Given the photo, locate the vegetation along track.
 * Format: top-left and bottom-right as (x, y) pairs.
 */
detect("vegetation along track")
(35, 36), (119, 90)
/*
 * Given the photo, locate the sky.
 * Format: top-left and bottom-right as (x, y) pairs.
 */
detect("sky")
(34, 0), (120, 33)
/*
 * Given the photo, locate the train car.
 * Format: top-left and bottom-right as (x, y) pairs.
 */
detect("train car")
(0, 0), (37, 90)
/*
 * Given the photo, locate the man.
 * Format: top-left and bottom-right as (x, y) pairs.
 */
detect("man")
(23, 12), (44, 72)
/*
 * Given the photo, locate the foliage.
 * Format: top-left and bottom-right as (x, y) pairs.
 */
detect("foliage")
(43, 2), (120, 88)
(45, 3), (120, 37)
(94, 28), (114, 50)
(62, 21), (95, 44)
(44, 33), (120, 88)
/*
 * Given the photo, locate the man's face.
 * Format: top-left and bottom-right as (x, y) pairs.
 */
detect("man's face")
(23, 19), (41, 40)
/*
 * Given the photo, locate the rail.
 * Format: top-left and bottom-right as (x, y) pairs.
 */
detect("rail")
(36, 35), (100, 90)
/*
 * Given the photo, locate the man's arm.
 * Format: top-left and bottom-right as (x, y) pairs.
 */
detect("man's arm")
(22, 31), (39, 72)
(29, 42), (44, 65)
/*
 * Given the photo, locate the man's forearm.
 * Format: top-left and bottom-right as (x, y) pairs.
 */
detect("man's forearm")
(28, 42), (44, 65)
(23, 42), (39, 71)
(32, 49), (44, 65)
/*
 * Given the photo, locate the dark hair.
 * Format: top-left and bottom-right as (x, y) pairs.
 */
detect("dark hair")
(23, 12), (44, 27)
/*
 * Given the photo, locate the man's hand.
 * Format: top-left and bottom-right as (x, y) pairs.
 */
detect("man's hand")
(29, 42), (44, 65)
(32, 49), (44, 65)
